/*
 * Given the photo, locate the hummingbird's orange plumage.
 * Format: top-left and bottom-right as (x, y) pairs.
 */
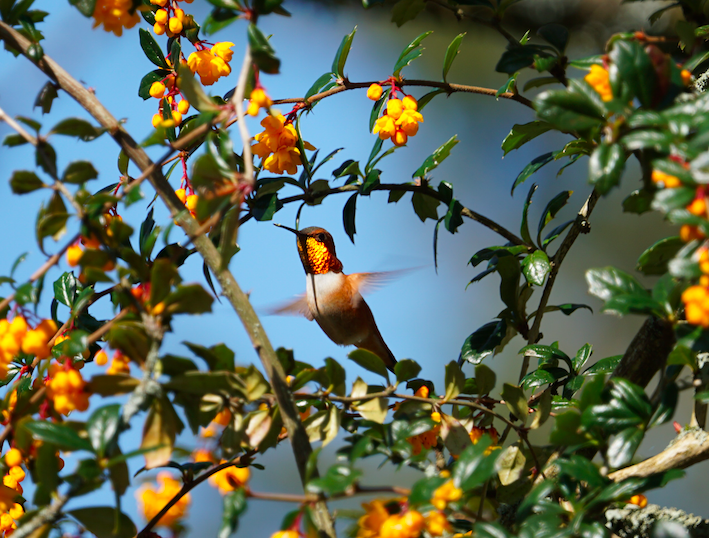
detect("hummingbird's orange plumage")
(275, 224), (397, 372)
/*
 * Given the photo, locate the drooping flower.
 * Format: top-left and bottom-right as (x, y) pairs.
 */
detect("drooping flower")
(92, 0), (140, 36)
(252, 113), (315, 175)
(187, 43), (235, 86)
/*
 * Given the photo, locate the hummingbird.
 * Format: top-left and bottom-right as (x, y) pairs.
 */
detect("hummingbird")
(273, 224), (397, 373)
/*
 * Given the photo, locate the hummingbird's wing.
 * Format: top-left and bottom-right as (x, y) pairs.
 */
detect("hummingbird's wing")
(268, 295), (314, 321)
(348, 268), (416, 296)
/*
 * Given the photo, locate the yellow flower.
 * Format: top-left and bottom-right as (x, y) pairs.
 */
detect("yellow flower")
(271, 531), (299, 538)
(92, 0), (140, 36)
(357, 499), (391, 538)
(247, 88), (273, 116)
(425, 512), (451, 537)
(681, 69), (692, 86)
(137, 472), (190, 528)
(651, 169), (681, 189)
(373, 115), (396, 140)
(628, 494), (648, 508)
(252, 113), (315, 175)
(683, 285), (709, 327)
(66, 243), (83, 267)
(107, 351), (131, 375)
(208, 461), (250, 495)
(187, 43), (235, 86)
(431, 480), (462, 510)
(367, 84), (383, 101)
(380, 510), (425, 538)
(584, 64), (613, 102)
(46, 364), (90, 416)
(4, 449), (22, 468)
(150, 81), (166, 99)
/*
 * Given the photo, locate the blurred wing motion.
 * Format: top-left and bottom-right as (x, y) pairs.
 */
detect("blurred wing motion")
(346, 267), (418, 295)
(269, 295), (314, 320)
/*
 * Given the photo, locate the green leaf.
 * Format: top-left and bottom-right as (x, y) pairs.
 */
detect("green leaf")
(476, 364), (496, 395)
(609, 39), (656, 108)
(163, 284), (214, 315)
(496, 44), (552, 74)
(248, 23), (280, 74)
(453, 436), (500, 490)
(50, 118), (102, 141)
(534, 81), (605, 133)
(391, 0), (426, 27)
(511, 152), (556, 194)
(584, 355), (621, 375)
(87, 404), (121, 458)
(636, 237), (683, 276)
(219, 488), (248, 538)
(412, 136), (459, 178)
(331, 26), (357, 77)
(648, 382), (678, 428)
(444, 361), (465, 401)
(520, 183), (537, 245)
(68, 508), (136, 538)
(53, 272), (78, 307)
(394, 359), (421, 383)
(501, 383), (528, 423)
(10, 170), (44, 194)
(501, 121), (553, 156)
(586, 266), (646, 303)
(497, 444), (526, 485)
(24, 421), (93, 452)
(325, 358), (346, 396)
(607, 427), (644, 469)
(139, 28), (168, 68)
(555, 455), (605, 488)
(537, 190), (571, 245)
(347, 349), (390, 383)
(461, 319), (507, 365)
(443, 33), (465, 81)
(304, 72), (334, 101)
(68, 0), (97, 17)
(521, 250), (550, 286)
(623, 189), (653, 215)
(573, 343), (593, 372)
(176, 65), (218, 113)
(343, 193), (357, 243)
(393, 31), (431, 77)
(63, 161), (98, 184)
(496, 73), (518, 97)
(588, 143), (626, 195)
(411, 191), (439, 222)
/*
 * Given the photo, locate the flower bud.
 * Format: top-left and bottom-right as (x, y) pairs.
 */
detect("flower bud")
(367, 83), (383, 101)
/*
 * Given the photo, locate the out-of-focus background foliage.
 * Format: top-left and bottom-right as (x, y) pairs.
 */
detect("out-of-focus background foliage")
(0, 0), (701, 535)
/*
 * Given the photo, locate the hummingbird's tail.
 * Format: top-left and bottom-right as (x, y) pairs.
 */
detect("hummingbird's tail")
(357, 329), (397, 373)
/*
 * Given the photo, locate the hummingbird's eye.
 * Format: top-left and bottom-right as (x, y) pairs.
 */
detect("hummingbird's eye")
(316, 233), (326, 242)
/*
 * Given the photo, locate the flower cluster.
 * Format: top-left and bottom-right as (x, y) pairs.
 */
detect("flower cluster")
(138, 472), (190, 528)
(187, 42), (235, 86)
(149, 72), (191, 129)
(407, 410), (440, 456)
(252, 113), (315, 175)
(0, 316), (56, 378)
(209, 461), (250, 495)
(0, 450), (22, 534)
(357, 500), (426, 538)
(91, 0), (140, 37)
(430, 480), (462, 510)
(372, 93), (423, 147)
(106, 350), (131, 375)
(175, 187), (199, 220)
(46, 362), (90, 416)
(1, 390), (16, 424)
(152, 5), (186, 37)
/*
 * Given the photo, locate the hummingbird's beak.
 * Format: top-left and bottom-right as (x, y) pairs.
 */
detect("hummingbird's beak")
(274, 223), (304, 236)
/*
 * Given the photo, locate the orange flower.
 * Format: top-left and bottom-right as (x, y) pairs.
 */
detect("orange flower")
(137, 472), (190, 528)
(208, 461), (250, 495)
(584, 65), (613, 102)
(91, 0), (140, 36)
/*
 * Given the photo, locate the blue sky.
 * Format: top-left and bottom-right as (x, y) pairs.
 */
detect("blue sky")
(0, 1), (706, 535)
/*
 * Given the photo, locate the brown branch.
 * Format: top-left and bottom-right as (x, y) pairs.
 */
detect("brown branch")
(272, 183), (528, 247)
(608, 429), (709, 482)
(520, 189), (600, 379)
(0, 20), (334, 538)
(272, 78), (534, 110)
(138, 454), (255, 537)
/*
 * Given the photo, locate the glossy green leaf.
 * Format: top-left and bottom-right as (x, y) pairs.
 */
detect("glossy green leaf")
(501, 383), (528, 423)
(460, 319), (507, 365)
(63, 161), (98, 184)
(537, 190), (571, 245)
(534, 81), (605, 133)
(24, 421), (93, 452)
(412, 136), (459, 178)
(521, 250), (551, 286)
(87, 404), (121, 458)
(10, 170), (44, 194)
(588, 143), (626, 195)
(443, 32), (465, 81)
(343, 193), (357, 243)
(68, 508), (136, 538)
(139, 28), (168, 68)
(501, 121), (553, 156)
(391, 0), (425, 27)
(511, 152), (556, 194)
(248, 23), (280, 74)
(347, 349), (389, 382)
(609, 39), (656, 108)
(50, 118), (102, 141)
(607, 426), (644, 468)
(636, 236), (683, 276)
(331, 26), (357, 77)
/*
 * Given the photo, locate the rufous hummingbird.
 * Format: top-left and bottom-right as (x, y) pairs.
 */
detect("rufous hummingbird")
(273, 224), (397, 372)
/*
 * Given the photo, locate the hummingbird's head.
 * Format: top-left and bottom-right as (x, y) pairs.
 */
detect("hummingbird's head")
(275, 224), (343, 275)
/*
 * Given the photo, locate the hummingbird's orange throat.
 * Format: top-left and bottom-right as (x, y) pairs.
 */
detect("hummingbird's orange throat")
(297, 237), (343, 275)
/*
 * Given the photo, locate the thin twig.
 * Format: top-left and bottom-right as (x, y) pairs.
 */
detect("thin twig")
(0, 105), (83, 216)
(520, 189), (600, 380)
(272, 78), (534, 110)
(233, 46), (254, 185)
